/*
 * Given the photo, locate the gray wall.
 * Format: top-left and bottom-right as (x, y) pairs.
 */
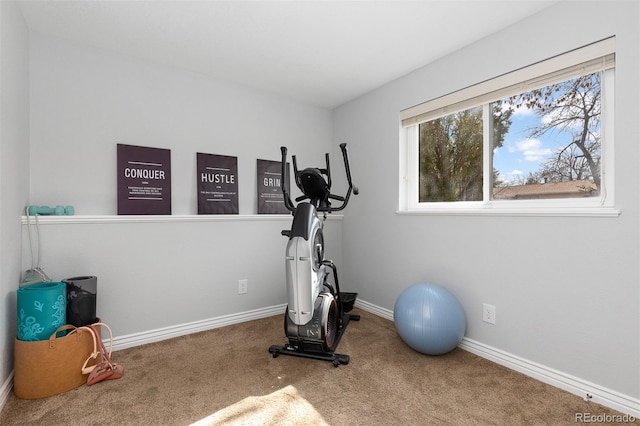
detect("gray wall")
(26, 216), (343, 336)
(0, 0), (30, 394)
(28, 34), (335, 216)
(334, 1), (639, 401)
(23, 32), (342, 338)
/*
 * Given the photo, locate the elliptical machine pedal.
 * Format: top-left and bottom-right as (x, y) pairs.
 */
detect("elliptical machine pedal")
(268, 143), (360, 367)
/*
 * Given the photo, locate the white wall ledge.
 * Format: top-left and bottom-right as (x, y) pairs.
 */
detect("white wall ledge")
(22, 214), (344, 225)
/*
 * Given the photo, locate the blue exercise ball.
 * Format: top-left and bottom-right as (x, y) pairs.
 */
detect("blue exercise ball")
(394, 283), (466, 355)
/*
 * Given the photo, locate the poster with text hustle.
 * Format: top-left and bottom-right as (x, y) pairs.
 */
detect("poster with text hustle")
(197, 153), (238, 214)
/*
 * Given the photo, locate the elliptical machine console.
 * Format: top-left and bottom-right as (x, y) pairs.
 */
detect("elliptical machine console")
(269, 143), (360, 366)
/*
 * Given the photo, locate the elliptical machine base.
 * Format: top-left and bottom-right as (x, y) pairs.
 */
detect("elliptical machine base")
(268, 309), (360, 367)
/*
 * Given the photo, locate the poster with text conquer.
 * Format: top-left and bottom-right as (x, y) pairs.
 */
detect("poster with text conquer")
(117, 143), (171, 215)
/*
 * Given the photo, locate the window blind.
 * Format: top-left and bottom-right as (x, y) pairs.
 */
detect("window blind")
(400, 37), (615, 128)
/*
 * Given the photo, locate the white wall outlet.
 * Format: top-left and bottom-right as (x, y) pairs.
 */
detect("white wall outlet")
(483, 303), (496, 324)
(238, 279), (248, 294)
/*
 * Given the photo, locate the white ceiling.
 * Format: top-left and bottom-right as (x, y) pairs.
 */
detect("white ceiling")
(16, 0), (555, 109)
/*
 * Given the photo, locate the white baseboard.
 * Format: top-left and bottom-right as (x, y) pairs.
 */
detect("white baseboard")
(355, 299), (393, 321)
(111, 304), (287, 351)
(459, 338), (639, 419)
(0, 371), (13, 414)
(354, 299), (639, 419)
(2, 301), (637, 420)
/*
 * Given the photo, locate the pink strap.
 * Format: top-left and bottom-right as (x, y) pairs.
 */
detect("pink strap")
(68, 326), (99, 374)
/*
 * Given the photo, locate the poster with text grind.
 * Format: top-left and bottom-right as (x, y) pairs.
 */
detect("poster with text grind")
(257, 159), (290, 214)
(117, 144), (171, 215)
(197, 153), (238, 214)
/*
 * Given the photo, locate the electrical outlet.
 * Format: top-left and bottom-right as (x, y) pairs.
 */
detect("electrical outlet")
(482, 303), (496, 324)
(238, 279), (248, 294)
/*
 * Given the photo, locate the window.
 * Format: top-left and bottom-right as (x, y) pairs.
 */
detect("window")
(399, 38), (618, 217)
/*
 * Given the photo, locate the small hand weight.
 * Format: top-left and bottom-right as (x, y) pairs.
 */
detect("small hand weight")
(28, 205), (75, 216)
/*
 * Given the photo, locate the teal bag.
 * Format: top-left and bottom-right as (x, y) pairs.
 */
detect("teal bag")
(17, 282), (66, 341)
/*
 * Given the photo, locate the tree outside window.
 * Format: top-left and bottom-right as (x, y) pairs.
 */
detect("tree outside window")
(419, 72), (602, 202)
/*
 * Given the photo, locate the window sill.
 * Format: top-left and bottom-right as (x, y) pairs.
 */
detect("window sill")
(396, 206), (621, 218)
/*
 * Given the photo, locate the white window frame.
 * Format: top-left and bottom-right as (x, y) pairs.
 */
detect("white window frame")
(398, 38), (619, 217)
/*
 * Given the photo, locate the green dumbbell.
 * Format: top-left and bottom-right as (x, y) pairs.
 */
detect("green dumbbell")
(27, 205), (75, 216)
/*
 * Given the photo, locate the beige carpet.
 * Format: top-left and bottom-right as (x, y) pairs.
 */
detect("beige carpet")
(0, 309), (635, 425)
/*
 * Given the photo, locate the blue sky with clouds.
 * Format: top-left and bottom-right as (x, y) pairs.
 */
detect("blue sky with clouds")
(492, 100), (573, 185)
(492, 72), (601, 186)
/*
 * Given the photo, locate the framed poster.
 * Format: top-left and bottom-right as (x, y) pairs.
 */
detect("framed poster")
(197, 153), (239, 214)
(257, 159), (290, 214)
(117, 144), (171, 215)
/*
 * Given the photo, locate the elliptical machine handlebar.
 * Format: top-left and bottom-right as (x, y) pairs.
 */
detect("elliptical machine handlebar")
(330, 143), (358, 211)
(280, 144), (358, 213)
(280, 146), (296, 213)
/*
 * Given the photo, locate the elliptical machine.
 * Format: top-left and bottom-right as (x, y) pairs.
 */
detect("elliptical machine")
(268, 143), (360, 367)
